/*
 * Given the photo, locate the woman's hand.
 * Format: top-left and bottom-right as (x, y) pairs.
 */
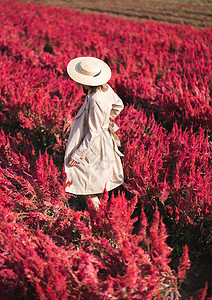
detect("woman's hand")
(68, 158), (79, 167)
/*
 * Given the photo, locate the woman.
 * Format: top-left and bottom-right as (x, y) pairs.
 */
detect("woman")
(64, 57), (124, 209)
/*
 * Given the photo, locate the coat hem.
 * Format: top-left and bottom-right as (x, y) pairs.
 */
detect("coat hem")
(65, 180), (124, 195)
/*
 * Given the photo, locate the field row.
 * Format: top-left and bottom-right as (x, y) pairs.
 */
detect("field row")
(17, 0), (212, 27)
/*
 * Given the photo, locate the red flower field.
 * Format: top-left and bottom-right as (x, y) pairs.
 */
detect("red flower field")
(0, 1), (211, 298)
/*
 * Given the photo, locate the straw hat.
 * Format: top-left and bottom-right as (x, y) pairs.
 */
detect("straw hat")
(67, 57), (111, 86)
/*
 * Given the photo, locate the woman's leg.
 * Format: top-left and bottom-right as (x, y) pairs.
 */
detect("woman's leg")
(84, 193), (102, 210)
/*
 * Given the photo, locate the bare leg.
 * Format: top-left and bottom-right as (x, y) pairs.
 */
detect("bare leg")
(84, 193), (102, 210)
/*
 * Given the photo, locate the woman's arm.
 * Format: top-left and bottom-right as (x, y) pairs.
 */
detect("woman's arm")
(110, 90), (124, 120)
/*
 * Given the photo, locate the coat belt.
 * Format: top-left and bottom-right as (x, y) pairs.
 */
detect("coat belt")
(102, 122), (121, 147)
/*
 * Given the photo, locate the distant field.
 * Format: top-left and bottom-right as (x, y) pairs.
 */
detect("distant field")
(16, 0), (212, 26)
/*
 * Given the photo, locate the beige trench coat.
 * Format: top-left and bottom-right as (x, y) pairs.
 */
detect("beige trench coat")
(64, 85), (124, 195)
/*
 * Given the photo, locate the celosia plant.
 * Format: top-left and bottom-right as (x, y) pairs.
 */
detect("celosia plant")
(0, 0), (211, 298)
(0, 131), (190, 299)
(119, 106), (212, 253)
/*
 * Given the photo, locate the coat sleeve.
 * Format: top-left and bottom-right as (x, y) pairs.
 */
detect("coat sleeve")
(70, 98), (104, 164)
(110, 90), (124, 120)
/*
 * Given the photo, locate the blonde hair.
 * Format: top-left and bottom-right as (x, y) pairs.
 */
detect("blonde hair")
(89, 84), (109, 94)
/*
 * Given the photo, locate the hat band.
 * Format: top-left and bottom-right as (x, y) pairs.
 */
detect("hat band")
(79, 64), (101, 77)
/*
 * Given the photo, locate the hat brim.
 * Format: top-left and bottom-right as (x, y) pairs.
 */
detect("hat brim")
(67, 57), (111, 86)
